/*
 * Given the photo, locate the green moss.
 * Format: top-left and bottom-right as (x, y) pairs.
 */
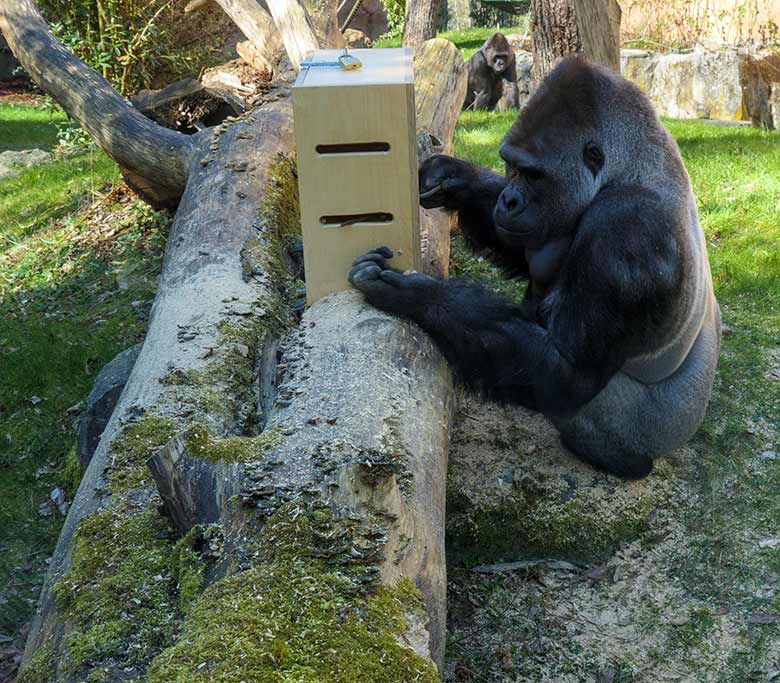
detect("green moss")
(106, 417), (176, 493)
(62, 445), (83, 497)
(171, 527), (206, 615)
(183, 423), (283, 464)
(53, 508), (177, 674)
(16, 644), (54, 683)
(259, 153), (301, 249)
(147, 507), (438, 683)
(447, 464), (668, 564)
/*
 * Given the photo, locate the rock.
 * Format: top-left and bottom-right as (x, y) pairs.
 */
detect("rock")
(76, 344), (142, 469)
(506, 32), (533, 52)
(49, 487), (68, 516)
(0, 149), (52, 180)
(343, 28), (372, 49)
(515, 49), (534, 107)
(739, 51), (780, 128)
(447, 393), (675, 564)
(621, 47), (745, 122)
(652, 50), (743, 120)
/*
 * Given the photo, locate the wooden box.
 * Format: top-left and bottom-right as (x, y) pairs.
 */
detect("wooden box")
(293, 48), (421, 303)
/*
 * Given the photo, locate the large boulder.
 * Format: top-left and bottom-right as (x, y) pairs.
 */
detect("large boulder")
(739, 51), (780, 128)
(627, 47), (745, 121)
(515, 49), (534, 108)
(76, 344), (142, 469)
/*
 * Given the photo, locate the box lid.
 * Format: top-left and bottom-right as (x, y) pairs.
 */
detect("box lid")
(293, 48), (413, 88)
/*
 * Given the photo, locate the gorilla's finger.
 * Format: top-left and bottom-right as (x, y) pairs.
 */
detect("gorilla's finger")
(348, 263), (381, 286)
(352, 252), (389, 269)
(441, 178), (471, 195)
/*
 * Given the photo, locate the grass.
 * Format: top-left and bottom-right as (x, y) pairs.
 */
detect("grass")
(375, 22), (528, 58)
(0, 104), (169, 637)
(0, 104), (67, 151)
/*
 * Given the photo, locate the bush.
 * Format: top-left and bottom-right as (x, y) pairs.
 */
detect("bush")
(39, 0), (232, 95)
(380, 0), (406, 40)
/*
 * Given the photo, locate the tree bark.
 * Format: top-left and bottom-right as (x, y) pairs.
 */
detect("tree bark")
(414, 38), (468, 279)
(0, 0), (195, 208)
(402, 0), (442, 49)
(213, 0), (285, 75)
(265, 0), (320, 69)
(530, 0), (621, 81)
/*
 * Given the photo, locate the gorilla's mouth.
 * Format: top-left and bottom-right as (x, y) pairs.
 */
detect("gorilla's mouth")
(495, 223), (532, 246)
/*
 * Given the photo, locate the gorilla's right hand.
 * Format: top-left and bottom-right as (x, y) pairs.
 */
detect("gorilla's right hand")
(418, 154), (478, 210)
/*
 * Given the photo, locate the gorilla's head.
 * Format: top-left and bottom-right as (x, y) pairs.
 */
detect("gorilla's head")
(483, 33), (513, 74)
(493, 57), (659, 249)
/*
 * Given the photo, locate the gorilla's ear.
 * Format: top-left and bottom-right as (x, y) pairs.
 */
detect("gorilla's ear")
(583, 143), (604, 177)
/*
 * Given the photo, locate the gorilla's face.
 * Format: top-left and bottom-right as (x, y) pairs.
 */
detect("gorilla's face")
(491, 53), (507, 73)
(493, 129), (604, 249)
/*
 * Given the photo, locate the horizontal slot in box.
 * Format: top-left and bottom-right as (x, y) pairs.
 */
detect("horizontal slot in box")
(316, 142), (390, 155)
(319, 212), (393, 227)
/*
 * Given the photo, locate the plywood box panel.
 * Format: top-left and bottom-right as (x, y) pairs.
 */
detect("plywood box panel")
(293, 48), (421, 303)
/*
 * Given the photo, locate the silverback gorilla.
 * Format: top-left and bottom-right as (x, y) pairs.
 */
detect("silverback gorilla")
(464, 32), (520, 111)
(349, 57), (721, 480)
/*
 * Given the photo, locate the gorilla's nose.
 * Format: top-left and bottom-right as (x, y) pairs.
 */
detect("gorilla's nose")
(496, 185), (526, 223)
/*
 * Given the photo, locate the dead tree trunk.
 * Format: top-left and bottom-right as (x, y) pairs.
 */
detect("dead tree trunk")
(530, 0), (621, 81)
(2, 1), (458, 680)
(403, 0), (442, 49)
(415, 38), (468, 278)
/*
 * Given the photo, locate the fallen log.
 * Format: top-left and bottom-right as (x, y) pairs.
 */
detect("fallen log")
(131, 78), (245, 132)
(7, 1), (456, 680)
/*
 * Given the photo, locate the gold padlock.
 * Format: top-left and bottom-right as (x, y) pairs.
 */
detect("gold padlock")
(339, 48), (362, 71)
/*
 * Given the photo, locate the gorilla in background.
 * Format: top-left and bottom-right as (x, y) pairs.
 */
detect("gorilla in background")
(349, 57), (721, 480)
(463, 32), (520, 111)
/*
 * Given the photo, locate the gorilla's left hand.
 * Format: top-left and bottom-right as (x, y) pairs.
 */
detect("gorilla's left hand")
(348, 247), (441, 318)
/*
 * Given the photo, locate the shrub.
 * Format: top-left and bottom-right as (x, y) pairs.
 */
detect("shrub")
(39, 0), (232, 95)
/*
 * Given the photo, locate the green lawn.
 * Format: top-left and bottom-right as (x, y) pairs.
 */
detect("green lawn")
(0, 104), (67, 151)
(0, 104), (169, 637)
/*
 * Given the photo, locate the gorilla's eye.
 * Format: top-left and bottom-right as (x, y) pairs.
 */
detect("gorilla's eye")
(583, 143), (604, 176)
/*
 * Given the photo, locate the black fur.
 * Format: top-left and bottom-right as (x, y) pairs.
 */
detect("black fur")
(463, 32), (520, 111)
(349, 57), (721, 480)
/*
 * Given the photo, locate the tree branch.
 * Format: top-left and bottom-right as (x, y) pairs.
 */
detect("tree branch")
(0, 0), (195, 206)
(212, 0), (284, 74)
(265, 0), (320, 69)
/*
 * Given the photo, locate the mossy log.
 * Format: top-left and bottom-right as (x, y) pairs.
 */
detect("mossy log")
(9, 2), (456, 680)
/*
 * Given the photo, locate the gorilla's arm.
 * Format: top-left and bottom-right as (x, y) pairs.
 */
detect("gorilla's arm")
(349, 187), (682, 416)
(419, 155), (530, 277)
